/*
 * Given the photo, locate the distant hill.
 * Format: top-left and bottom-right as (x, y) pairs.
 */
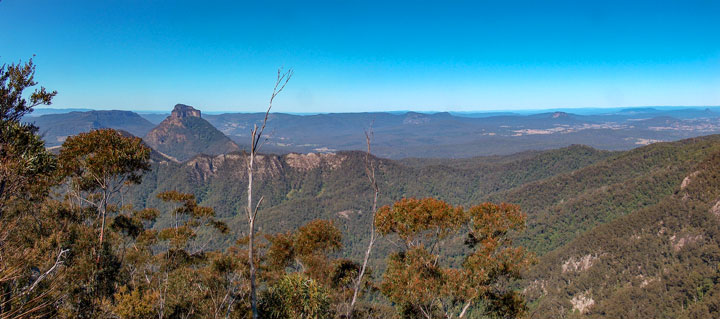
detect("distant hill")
(143, 104), (241, 161)
(25, 110), (155, 146)
(114, 130), (179, 164)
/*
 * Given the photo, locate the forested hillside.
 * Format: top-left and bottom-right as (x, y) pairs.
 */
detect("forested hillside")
(526, 140), (720, 318)
(125, 145), (612, 259)
(123, 134), (720, 318)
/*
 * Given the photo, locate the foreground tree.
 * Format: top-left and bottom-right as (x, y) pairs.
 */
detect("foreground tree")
(48, 129), (151, 317)
(376, 198), (533, 318)
(0, 58), (59, 318)
(244, 67), (293, 318)
(59, 129), (151, 248)
(0, 57), (57, 211)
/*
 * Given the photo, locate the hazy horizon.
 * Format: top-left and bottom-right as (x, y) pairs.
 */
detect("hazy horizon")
(31, 105), (720, 116)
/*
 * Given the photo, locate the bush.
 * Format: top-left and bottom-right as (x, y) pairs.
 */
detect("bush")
(259, 274), (331, 319)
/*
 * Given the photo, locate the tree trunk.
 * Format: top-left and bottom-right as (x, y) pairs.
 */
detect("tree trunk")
(99, 189), (108, 246)
(97, 188), (108, 264)
(247, 153), (258, 319)
(348, 189), (377, 317)
(244, 67), (292, 319)
(348, 130), (379, 318)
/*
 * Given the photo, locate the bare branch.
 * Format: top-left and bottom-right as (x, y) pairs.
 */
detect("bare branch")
(26, 249), (69, 294)
(254, 68), (293, 153)
(252, 196), (264, 221)
(458, 300), (472, 318)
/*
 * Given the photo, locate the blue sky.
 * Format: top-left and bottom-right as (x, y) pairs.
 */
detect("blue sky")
(1, 0), (719, 113)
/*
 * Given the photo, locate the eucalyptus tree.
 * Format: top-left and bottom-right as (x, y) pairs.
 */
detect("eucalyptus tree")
(376, 198), (534, 318)
(59, 129), (151, 248)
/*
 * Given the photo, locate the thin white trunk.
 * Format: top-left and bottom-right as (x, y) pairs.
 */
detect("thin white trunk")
(99, 187), (108, 246)
(348, 129), (379, 318)
(458, 300), (472, 318)
(248, 148), (258, 319)
(245, 68), (292, 319)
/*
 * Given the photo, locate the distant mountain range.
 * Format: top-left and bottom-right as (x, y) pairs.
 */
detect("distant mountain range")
(24, 105), (720, 159)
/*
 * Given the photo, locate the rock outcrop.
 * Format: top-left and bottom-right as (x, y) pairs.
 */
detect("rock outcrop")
(171, 104), (202, 118)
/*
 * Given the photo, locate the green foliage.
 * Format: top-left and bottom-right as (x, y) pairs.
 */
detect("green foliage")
(265, 220), (342, 285)
(377, 198), (533, 318)
(59, 128), (150, 191)
(259, 273), (332, 319)
(107, 197), (244, 318)
(0, 121), (56, 209)
(376, 197), (465, 245)
(0, 57), (56, 123)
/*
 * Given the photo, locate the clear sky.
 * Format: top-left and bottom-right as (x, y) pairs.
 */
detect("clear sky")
(1, 0), (719, 113)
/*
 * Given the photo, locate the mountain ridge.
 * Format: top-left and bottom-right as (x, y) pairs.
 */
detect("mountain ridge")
(27, 106), (720, 159)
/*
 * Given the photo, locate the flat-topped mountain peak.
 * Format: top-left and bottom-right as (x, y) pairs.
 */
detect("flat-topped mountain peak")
(171, 104), (201, 118)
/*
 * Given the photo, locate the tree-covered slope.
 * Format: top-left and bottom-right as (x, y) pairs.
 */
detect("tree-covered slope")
(488, 135), (720, 254)
(525, 140), (720, 318)
(124, 144), (613, 267)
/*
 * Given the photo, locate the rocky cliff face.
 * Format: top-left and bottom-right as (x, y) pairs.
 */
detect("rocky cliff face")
(184, 152), (348, 181)
(171, 104), (202, 118)
(143, 104), (240, 161)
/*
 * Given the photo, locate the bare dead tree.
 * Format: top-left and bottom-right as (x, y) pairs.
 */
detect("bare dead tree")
(347, 127), (380, 318)
(246, 67), (293, 319)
